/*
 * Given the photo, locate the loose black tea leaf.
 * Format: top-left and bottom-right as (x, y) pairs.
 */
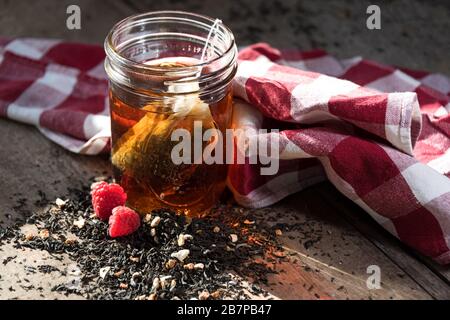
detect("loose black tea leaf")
(0, 179), (291, 300)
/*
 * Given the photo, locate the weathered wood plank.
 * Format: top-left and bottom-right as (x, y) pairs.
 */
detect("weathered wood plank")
(0, 119), (112, 299)
(422, 259), (450, 284)
(250, 188), (433, 300)
(0, 120), (110, 226)
(0, 243), (84, 300)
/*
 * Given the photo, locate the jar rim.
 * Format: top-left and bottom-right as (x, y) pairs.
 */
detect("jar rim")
(104, 10), (236, 75)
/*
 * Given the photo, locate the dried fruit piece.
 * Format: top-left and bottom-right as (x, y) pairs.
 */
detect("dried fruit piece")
(39, 229), (50, 239)
(194, 263), (205, 270)
(55, 198), (67, 208)
(211, 290), (222, 299)
(73, 216), (85, 229)
(199, 290), (210, 300)
(177, 233), (193, 247)
(170, 279), (177, 291)
(114, 270), (125, 277)
(99, 267), (111, 279)
(64, 237), (77, 245)
(177, 233), (185, 247)
(24, 232), (35, 241)
(119, 283), (128, 289)
(150, 216), (161, 228)
(171, 249), (190, 262)
(143, 214), (152, 223)
(129, 256), (140, 263)
(165, 259), (177, 269)
(160, 276), (172, 289)
(151, 277), (160, 292)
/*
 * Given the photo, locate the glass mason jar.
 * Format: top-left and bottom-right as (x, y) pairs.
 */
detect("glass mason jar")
(104, 11), (238, 217)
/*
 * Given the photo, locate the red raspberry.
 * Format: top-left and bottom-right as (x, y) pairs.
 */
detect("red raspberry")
(91, 182), (127, 221)
(108, 206), (141, 238)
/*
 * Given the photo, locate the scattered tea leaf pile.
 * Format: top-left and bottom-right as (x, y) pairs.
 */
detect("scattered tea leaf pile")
(0, 182), (288, 300)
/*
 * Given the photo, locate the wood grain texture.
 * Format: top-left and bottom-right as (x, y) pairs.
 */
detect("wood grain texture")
(313, 184), (450, 300)
(0, 120), (110, 226)
(249, 188), (434, 299)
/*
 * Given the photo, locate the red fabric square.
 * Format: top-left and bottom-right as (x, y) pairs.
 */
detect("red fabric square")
(238, 43), (281, 61)
(341, 60), (393, 86)
(40, 109), (88, 140)
(392, 206), (449, 259)
(44, 43), (105, 71)
(329, 137), (401, 196)
(361, 173), (421, 219)
(329, 94), (387, 124)
(245, 76), (294, 121)
(415, 85), (448, 114)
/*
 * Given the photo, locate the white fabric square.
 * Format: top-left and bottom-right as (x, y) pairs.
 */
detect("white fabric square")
(290, 75), (358, 121)
(234, 56), (273, 100)
(367, 70), (420, 93)
(5, 38), (59, 60)
(401, 163), (450, 205)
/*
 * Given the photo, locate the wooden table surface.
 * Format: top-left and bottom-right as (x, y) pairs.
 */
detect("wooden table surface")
(0, 0), (449, 300)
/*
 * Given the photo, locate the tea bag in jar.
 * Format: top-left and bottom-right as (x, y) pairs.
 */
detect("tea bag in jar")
(111, 58), (219, 205)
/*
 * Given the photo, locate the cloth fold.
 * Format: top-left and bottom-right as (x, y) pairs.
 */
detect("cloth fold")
(1, 38), (449, 264)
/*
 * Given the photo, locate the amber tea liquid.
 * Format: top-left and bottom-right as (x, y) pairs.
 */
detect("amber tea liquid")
(109, 61), (233, 217)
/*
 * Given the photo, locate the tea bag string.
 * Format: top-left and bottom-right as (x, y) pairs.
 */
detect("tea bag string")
(200, 18), (222, 64)
(167, 19), (221, 120)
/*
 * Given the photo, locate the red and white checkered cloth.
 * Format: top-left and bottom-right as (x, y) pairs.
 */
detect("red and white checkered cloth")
(0, 38), (110, 154)
(1, 39), (449, 264)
